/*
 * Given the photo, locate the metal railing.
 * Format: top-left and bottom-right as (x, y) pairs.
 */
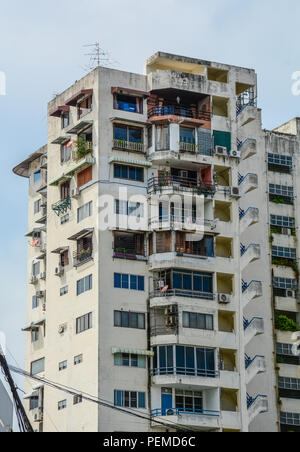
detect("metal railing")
(73, 249), (93, 267)
(242, 279), (261, 293)
(246, 393), (267, 409)
(113, 139), (145, 153)
(113, 248), (146, 260)
(239, 206), (259, 220)
(147, 176), (215, 196)
(151, 367), (218, 378)
(245, 354), (265, 369)
(150, 288), (214, 300)
(52, 198), (71, 217)
(151, 407), (220, 418)
(148, 104), (211, 121)
(243, 316), (263, 331)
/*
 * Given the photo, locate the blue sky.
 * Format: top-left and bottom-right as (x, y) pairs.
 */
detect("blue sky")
(1, 0), (300, 429)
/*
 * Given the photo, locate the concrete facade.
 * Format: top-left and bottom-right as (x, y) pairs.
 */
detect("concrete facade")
(14, 51), (300, 432)
(0, 380), (13, 432)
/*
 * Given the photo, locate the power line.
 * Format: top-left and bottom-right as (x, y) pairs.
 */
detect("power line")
(8, 364), (197, 433)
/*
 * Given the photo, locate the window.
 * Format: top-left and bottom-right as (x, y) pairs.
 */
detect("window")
(180, 127), (195, 144)
(61, 213), (70, 225)
(269, 184), (293, 198)
(58, 400), (67, 411)
(273, 277), (297, 290)
(268, 153), (292, 168)
(32, 261), (40, 277)
(29, 396), (39, 411)
(270, 215), (295, 229)
(114, 232), (145, 256)
(74, 354), (83, 366)
(77, 275), (93, 296)
(279, 377), (300, 391)
(280, 412), (300, 426)
(77, 201), (93, 223)
(114, 94), (143, 113)
(78, 95), (93, 120)
(175, 390), (203, 413)
(60, 144), (71, 163)
(113, 164), (144, 182)
(152, 345), (216, 377)
(73, 394), (83, 405)
(198, 129), (213, 156)
(60, 286), (68, 296)
(32, 296), (39, 309)
(156, 125), (169, 150)
(182, 312), (214, 330)
(114, 200), (144, 218)
(114, 390), (146, 408)
(154, 269), (214, 300)
(114, 353), (146, 368)
(76, 312), (92, 334)
(60, 250), (69, 267)
(77, 166), (93, 188)
(61, 112), (70, 129)
(34, 199), (41, 214)
(34, 171), (41, 182)
(272, 246), (296, 259)
(61, 181), (70, 200)
(114, 273), (144, 291)
(31, 329), (39, 343)
(113, 124), (143, 144)
(114, 311), (145, 329)
(277, 343), (293, 356)
(31, 358), (45, 375)
(213, 130), (231, 152)
(59, 361), (67, 371)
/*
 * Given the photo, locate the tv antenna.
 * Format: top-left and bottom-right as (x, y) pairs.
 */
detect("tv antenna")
(83, 42), (118, 71)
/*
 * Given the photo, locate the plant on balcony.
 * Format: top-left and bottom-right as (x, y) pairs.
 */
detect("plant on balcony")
(275, 315), (299, 332)
(272, 257), (297, 271)
(270, 225), (282, 234)
(115, 248), (137, 255)
(270, 195), (293, 205)
(269, 234), (274, 244)
(276, 355), (284, 364)
(115, 136), (127, 147)
(74, 137), (92, 159)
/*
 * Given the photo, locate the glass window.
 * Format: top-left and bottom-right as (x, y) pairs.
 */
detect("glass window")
(32, 296), (39, 309)
(34, 171), (41, 182)
(31, 358), (45, 375)
(74, 354), (83, 365)
(29, 396), (39, 411)
(76, 313), (92, 334)
(77, 275), (92, 295)
(115, 95), (142, 113)
(77, 201), (92, 223)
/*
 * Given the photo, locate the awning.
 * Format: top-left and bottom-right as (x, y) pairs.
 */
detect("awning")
(108, 156), (152, 168)
(65, 89), (93, 107)
(111, 87), (149, 98)
(36, 252), (46, 260)
(51, 136), (71, 145)
(25, 228), (42, 237)
(68, 228), (94, 241)
(22, 318), (46, 332)
(49, 105), (70, 118)
(112, 347), (154, 357)
(67, 120), (93, 135)
(23, 391), (38, 400)
(51, 246), (69, 254)
(110, 116), (149, 127)
(12, 145), (47, 178)
(50, 156), (95, 187)
(32, 383), (44, 391)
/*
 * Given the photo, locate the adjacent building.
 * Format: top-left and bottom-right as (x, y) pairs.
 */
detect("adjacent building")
(0, 379), (13, 432)
(14, 51), (300, 432)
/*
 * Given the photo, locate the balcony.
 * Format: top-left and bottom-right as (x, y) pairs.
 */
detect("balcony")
(245, 354), (266, 384)
(151, 408), (220, 431)
(239, 207), (259, 233)
(148, 103), (211, 123)
(237, 104), (257, 127)
(73, 248), (93, 267)
(238, 173), (258, 196)
(240, 243), (261, 270)
(113, 138), (146, 153)
(148, 175), (215, 197)
(247, 393), (268, 423)
(244, 317), (264, 346)
(242, 280), (263, 307)
(150, 288), (214, 301)
(237, 138), (257, 160)
(51, 197), (71, 217)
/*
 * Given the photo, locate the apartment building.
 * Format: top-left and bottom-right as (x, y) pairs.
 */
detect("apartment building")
(0, 379), (13, 432)
(13, 51), (281, 432)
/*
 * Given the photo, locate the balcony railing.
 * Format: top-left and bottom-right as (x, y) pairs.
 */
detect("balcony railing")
(52, 198), (71, 216)
(148, 176), (215, 196)
(113, 139), (145, 153)
(113, 248), (146, 261)
(148, 104), (211, 121)
(73, 248), (93, 267)
(151, 408), (220, 417)
(151, 367), (218, 378)
(150, 288), (214, 300)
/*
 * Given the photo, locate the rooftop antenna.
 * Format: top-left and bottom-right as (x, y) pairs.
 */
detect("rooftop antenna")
(82, 42), (118, 72)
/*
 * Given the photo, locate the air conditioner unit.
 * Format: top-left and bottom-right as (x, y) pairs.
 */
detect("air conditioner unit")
(58, 324), (66, 335)
(215, 146), (227, 156)
(286, 290), (295, 298)
(218, 293), (231, 304)
(30, 275), (38, 285)
(40, 272), (46, 280)
(157, 280), (165, 289)
(36, 291), (45, 299)
(230, 187), (241, 198)
(71, 188), (80, 199)
(55, 266), (64, 277)
(282, 227), (291, 236)
(229, 150), (241, 158)
(33, 410), (43, 423)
